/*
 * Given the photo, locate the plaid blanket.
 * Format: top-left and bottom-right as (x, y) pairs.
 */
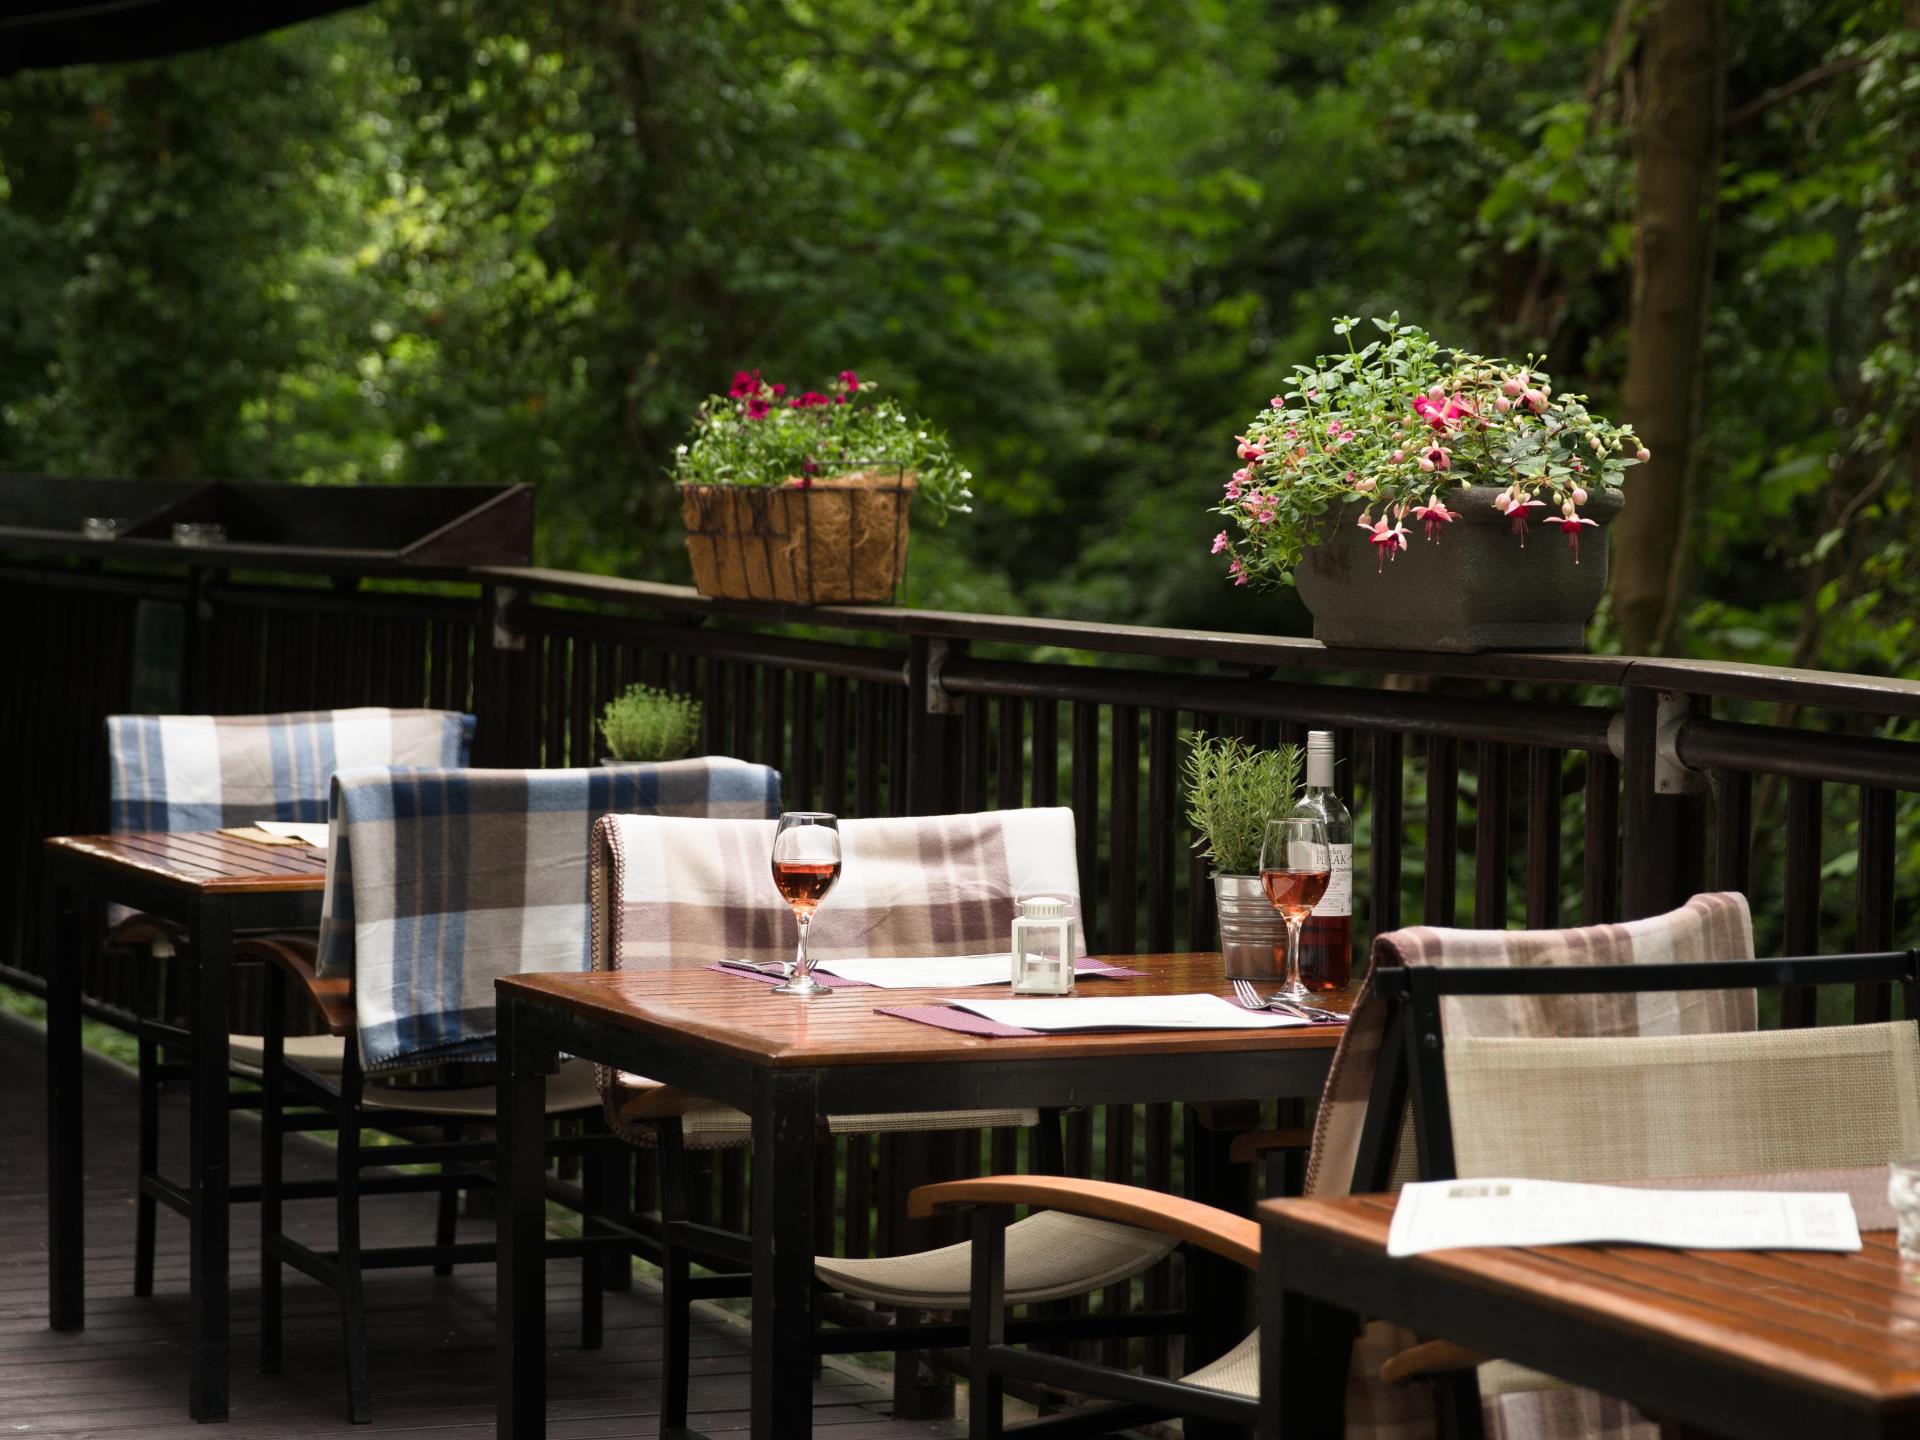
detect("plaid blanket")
(107, 707), (473, 832)
(1313, 892), (1755, 1440)
(318, 758), (781, 1070)
(590, 806), (1087, 976)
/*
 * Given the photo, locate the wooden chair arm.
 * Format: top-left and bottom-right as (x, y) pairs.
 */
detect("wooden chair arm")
(1380, 1340), (1487, 1386)
(1228, 1127), (1314, 1165)
(909, 1175), (1259, 1270)
(237, 934), (353, 1036)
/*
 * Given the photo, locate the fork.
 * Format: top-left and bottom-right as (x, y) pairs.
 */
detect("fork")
(718, 958), (794, 979)
(1230, 978), (1342, 1023)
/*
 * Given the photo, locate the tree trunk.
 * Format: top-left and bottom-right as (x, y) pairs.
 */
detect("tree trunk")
(1609, 0), (1726, 653)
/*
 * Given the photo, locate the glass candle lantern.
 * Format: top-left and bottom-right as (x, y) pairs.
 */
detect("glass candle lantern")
(1011, 896), (1076, 995)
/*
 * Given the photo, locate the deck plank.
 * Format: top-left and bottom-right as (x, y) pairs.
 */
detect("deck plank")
(0, 1009), (959, 1437)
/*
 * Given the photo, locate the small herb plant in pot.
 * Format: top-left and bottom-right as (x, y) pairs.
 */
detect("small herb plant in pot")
(1210, 316), (1650, 652)
(599, 683), (702, 764)
(1184, 733), (1303, 979)
(672, 369), (973, 605)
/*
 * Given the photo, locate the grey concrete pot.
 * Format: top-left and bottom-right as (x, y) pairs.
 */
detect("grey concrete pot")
(1293, 484), (1624, 653)
(1215, 873), (1288, 980)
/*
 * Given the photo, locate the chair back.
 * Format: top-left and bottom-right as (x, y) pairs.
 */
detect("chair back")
(1447, 1021), (1920, 1181)
(1305, 892), (1756, 1198)
(317, 758), (781, 1071)
(589, 807), (1086, 976)
(106, 707), (473, 832)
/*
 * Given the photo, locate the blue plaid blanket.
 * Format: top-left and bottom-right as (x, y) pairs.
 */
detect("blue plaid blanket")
(107, 708), (473, 832)
(317, 758), (782, 1070)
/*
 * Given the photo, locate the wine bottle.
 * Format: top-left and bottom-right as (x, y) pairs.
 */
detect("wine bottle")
(1293, 731), (1353, 990)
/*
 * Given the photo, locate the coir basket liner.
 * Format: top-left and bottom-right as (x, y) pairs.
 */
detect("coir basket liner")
(678, 471), (914, 605)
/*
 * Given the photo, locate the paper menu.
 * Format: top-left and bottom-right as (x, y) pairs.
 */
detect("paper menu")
(948, 993), (1307, 1032)
(1386, 1178), (1862, 1257)
(257, 821), (330, 848)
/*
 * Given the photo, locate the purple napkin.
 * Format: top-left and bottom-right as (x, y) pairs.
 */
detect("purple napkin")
(875, 1004), (1043, 1038)
(709, 958), (1148, 990)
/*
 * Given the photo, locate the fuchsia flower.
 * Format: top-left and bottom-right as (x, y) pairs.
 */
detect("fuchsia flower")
(1544, 510), (1598, 561)
(1211, 531), (1230, 555)
(1235, 435), (1266, 462)
(1421, 443), (1451, 472)
(1501, 495), (1546, 543)
(1365, 517), (1410, 572)
(1412, 390), (1474, 432)
(1412, 494), (1457, 542)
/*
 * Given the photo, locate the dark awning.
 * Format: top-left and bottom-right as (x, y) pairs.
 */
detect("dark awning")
(0, 1), (366, 78)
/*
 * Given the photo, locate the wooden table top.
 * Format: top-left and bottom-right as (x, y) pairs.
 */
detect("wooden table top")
(1264, 1192), (1920, 1412)
(499, 953), (1354, 1069)
(45, 831), (330, 894)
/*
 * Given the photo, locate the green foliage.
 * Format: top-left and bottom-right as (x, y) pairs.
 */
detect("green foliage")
(672, 371), (972, 523)
(599, 683), (701, 763)
(1183, 734), (1303, 877)
(1214, 316), (1645, 586)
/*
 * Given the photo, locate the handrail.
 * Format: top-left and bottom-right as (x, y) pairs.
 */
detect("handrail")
(480, 565), (1920, 716)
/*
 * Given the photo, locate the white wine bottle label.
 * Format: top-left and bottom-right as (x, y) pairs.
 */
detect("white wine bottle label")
(1321, 843), (1354, 916)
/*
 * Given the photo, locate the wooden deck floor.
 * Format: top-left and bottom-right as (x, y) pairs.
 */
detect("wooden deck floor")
(0, 1009), (962, 1438)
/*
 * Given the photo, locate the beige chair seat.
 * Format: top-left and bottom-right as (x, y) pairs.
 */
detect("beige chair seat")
(229, 1032), (349, 1075)
(813, 1210), (1176, 1310)
(1181, 1329), (1260, 1397)
(610, 1073), (1038, 1148)
(362, 1058), (603, 1117)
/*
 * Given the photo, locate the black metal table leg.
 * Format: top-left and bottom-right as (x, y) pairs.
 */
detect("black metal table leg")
(1263, 1228), (1349, 1440)
(47, 877), (85, 1333)
(499, 992), (555, 1440)
(749, 1068), (821, 1440)
(186, 893), (233, 1422)
(1185, 1107), (1254, 1440)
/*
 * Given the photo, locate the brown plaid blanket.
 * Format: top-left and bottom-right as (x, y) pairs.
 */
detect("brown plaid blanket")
(588, 806), (1085, 1134)
(1312, 892), (1756, 1440)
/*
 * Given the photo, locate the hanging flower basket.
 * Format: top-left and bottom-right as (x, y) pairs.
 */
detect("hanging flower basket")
(678, 469), (915, 605)
(669, 369), (971, 608)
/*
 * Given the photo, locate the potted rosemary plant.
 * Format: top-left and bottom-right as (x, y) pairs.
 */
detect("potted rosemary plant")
(1184, 733), (1303, 979)
(672, 369), (973, 605)
(1210, 316), (1649, 652)
(599, 683), (702, 763)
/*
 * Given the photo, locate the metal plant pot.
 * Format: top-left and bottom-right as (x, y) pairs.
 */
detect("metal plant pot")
(1293, 484), (1624, 653)
(1215, 873), (1288, 980)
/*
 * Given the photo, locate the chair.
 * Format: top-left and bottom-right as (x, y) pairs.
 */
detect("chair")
(105, 706), (474, 1298)
(590, 807), (1193, 1434)
(908, 893), (1763, 1438)
(256, 757), (781, 1422)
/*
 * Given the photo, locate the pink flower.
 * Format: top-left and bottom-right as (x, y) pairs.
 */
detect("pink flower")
(1270, 395), (1285, 410)
(1412, 494), (1457, 542)
(838, 369), (860, 390)
(1544, 511), (1598, 561)
(1570, 485), (1588, 505)
(1229, 558), (1250, 587)
(728, 369), (759, 399)
(1636, 446), (1652, 462)
(1389, 449), (1405, 464)
(1211, 531), (1229, 555)
(770, 383), (787, 398)
(1356, 511), (1375, 531)
(1505, 497), (1546, 543)
(1422, 444), (1451, 471)
(1354, 476), (1376, 493)
(1418, 456), (1434, 473)
(1235, 435), (1266, 462)
(1224, 479), (1243, 501)
(1494, 395), (1512, 413)
(1522, 388), (1548, 414)
(745, 396), (772, 420)
(1502, 375), (1525, 398)
(1366, 518), (1410, 572)
(784, 475), (813, 489)
(1233, 467), (1251, 484)
(1412, 391), (1474, 433)
(789, 391), (830, 409)
(801, 457), (820, 476)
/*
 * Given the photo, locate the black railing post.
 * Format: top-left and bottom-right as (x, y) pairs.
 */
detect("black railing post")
(1620, 687), (1708, 920)
(480, 582), (535, 767)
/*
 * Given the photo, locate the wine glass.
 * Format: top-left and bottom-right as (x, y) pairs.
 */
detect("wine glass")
(1259, 817), (1332, 1003)
(769, 812), (841, 996)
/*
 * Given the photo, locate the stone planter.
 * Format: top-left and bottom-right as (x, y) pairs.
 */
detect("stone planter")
(1293, 484), (1624, 653)
(1215, 873), (1288, 980)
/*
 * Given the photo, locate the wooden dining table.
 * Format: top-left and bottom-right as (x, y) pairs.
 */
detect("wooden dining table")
(494, 952), (1351, 1440)
(1260, 1184), (1920, 1440)
(43, 829), (330, 1424)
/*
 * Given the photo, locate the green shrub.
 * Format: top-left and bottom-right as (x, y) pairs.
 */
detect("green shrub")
(1183, 733), (1303, 876)
(599, 683), (702, 762)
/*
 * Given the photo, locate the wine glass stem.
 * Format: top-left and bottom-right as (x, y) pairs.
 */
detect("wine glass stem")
(1283, 915), (1305, 993)
(793, 913), (813, 984)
